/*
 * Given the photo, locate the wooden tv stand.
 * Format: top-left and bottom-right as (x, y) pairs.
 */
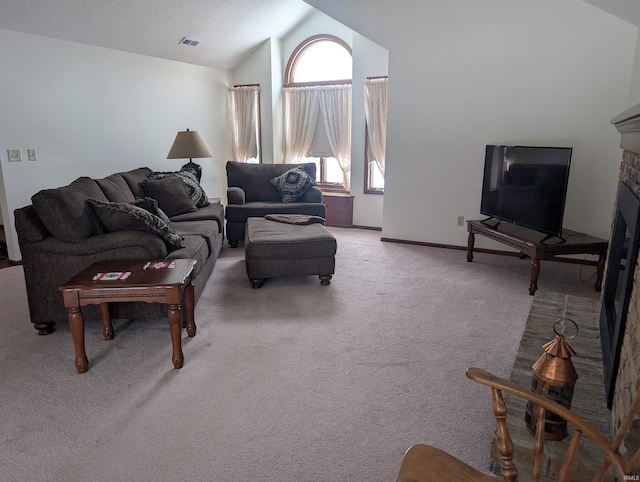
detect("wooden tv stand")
(466, 220), (608, 295)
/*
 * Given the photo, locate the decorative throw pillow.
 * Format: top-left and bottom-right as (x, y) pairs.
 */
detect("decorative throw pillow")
(141, 176), (198, 218)
(131, 197), (171, 224)
(31, 176), (108, 243)
(147, 170), (210, 208)
(87, 199), (185, 251)
(270, 167), (316, 202)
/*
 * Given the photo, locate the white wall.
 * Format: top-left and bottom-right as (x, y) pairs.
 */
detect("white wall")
(0, 28), (232, 260)
(305, 0), (637, 248)
(629, 29), (640, 105)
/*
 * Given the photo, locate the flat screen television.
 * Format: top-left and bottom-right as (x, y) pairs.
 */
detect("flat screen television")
(480, 145), (572, 240)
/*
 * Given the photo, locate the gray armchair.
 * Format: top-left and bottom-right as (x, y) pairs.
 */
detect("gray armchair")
(225, 161), (327, 247)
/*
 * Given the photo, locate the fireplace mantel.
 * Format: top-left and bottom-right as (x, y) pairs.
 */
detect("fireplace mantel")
(613, 103), (640, 154)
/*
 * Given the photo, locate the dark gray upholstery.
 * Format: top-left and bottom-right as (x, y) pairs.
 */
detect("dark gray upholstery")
(141, 176), (198, 217)
(95, 173), (136, 203)
(31, 177), (108, 243)
(15, 167), (224, 335)
(225, 161), (326, 246)
(244, 218), (336, 283)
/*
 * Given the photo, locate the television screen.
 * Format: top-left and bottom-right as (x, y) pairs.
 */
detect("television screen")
(480, 145), (572, 238)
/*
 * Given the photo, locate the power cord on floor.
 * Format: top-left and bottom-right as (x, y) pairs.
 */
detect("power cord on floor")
(578, 253), (598, 283)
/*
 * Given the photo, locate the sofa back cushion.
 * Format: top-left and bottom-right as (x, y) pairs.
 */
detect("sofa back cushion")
(31, 177), (108, 242)
(119, 167), (152, 199)
(226, 161), (317, 203)
(95, 173), (136, 203)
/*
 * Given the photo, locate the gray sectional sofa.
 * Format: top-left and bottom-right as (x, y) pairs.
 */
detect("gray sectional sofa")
(15, 167), (224, 335)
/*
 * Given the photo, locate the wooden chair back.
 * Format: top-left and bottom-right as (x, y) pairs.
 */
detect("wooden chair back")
(397, 367), (640, 482)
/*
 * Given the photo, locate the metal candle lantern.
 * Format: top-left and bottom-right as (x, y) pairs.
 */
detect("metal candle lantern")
(524, 318), (579, 441)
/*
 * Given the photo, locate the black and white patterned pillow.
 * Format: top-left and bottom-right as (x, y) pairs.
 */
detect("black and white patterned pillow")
(270, 167), (316, 202)
(88, 199), (185, 251)
(148, 170), (210, 208)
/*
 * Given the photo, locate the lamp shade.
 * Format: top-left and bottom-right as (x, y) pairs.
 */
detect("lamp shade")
(167, 129), (213, 160)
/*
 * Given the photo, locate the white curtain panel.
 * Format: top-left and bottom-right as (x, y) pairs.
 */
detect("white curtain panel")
(318, 85), (352, 191)
(364, 78), (387, 178)
(283, 86), (320, 164)
(229, 86), (260, 163)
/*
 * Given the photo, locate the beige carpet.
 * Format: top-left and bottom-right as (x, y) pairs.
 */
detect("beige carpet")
(0, 228), (600, 481)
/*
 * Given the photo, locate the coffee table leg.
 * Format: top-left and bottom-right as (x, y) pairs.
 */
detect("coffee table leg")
(529, 258), (540, 295)
(68, 306), (89, 374)
(168, 304), (184, 369)
(100, 302), (114, 341)
(185, 282), (196, 337)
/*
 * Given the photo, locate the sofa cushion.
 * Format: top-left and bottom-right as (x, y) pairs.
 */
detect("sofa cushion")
(87, 198), (185, 251)
(169, 203), (224, 233)
(119, 167), (152, 198)
(142, 176), (198, 217)
(148, 170), (210, 208)
(31, 177), (108, 243)
(226, 161), (317, 203)
(270, 167), (316, 202)
(171, 220), (218, 254)
(164, 235), (208, 276)
(225, 202), (327, 222)
(95, 173), (136, 203)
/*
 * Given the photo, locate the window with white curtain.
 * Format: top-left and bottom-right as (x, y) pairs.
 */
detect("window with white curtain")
(283, 35), (352, 191)
(364, 77), (387, 193)
(229, 85), (261, 163)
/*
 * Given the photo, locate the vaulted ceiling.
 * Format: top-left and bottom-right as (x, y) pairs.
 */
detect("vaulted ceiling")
(0, 0), (315, 70)
(0, 1), (638, 72)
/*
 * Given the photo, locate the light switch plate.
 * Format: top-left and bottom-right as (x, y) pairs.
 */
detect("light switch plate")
(7, 149), (22, 162)
(27, 148), (37, 161)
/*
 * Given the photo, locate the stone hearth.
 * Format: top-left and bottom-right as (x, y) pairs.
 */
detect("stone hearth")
(492, 291), (612, 481)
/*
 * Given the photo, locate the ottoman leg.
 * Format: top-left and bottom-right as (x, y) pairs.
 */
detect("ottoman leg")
(251, 278), (265, 289)
(319, 275), (332, 285)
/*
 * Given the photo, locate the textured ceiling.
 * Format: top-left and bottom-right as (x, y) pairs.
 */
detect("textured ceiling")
(0, 0), (315, 70)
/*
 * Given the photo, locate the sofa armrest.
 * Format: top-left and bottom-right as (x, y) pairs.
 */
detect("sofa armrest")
(302, 186), (323, 203)
(24, 231), (168, 258)
(228, 187), (246, 205)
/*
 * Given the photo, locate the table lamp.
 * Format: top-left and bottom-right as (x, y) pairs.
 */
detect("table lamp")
(167, 129), (213, 181)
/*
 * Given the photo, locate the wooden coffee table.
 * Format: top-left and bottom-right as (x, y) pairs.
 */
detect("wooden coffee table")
(59, 259), (197, 374)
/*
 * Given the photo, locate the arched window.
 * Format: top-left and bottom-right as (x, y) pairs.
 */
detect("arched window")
(283, 35), (352, 190)
(285, 34), (352, 87)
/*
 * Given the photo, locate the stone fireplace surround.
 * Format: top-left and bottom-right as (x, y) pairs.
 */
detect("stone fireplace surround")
(610, 105), (640, 451)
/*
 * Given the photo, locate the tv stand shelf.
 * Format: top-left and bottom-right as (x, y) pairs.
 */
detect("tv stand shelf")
(466, 220), (608, 295)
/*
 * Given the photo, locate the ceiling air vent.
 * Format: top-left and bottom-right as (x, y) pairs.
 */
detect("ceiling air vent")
(179, 37), (201, 47)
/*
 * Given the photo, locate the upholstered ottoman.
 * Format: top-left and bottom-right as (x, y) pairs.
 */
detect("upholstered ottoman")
(244, 217), (337, 288)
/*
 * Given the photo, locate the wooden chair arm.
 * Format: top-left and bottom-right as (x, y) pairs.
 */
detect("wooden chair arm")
(465, 367), (627, 478)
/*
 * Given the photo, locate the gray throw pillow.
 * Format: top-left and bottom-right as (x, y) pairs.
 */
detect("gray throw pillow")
(270, 167), (316, 202)
(131, 197), (172, 224)
(31, 177), (108, 243)
(87, 199), (185, 251)
(148, 170), (210, 208)
(141, 176), (198, 217)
